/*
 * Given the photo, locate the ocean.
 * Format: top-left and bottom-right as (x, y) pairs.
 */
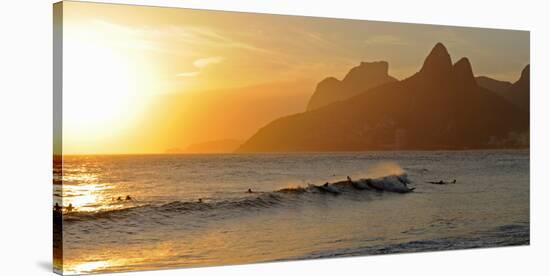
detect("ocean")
(54, 150), (529, 274)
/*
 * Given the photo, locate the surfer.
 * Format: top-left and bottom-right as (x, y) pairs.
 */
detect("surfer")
(117, 196), (123, 201)
(247, 188), (253, 193)
(319, 182), (341, 194)
(125, 195), (132, 201)
(53, 203), (62, 213)
(347, 176), (363, 190)
(427, 179), (454, 184)
(198, 198), (203, 203)
(66, 203), (75, 212)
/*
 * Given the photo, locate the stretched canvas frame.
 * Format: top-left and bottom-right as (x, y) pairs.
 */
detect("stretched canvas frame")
(53, 1), (530, 274)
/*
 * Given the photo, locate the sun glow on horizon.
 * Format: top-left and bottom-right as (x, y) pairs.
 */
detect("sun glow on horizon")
(62, 21), (160, 154)
(56, 1), (529, 155)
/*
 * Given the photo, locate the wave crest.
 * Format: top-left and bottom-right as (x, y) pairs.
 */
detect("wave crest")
(62, 172), (414, 223)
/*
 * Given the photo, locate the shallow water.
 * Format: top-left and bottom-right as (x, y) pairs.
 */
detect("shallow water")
(55, 150), (529, 274)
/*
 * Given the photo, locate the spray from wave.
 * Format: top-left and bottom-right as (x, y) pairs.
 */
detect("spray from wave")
(61, 162), (413, 222)
(365, 162), (406, 179)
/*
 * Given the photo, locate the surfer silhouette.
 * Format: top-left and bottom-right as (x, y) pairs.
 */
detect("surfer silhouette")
(66, 203), (75, 212)
(117, 196), (123, 201)
(247, 188), (253, 193)
(125, 195), (132, 201)
(319, 182), (341, 194)
(347, 176), (352, 183)
(198, 198), (203, 203)
(54, 203), (62, 212)
(427, 179), (455, 184)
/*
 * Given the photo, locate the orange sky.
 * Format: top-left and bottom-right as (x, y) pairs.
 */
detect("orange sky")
(56, 1), (529, 154)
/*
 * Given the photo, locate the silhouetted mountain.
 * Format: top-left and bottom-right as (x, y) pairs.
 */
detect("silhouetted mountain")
(476, 65), (530, 110)
(420, 42), (453, 81)
(306, 61), (397, 111)
(476, 76), (512, 95)
(166, 139), (243, 154)
(507, 65), (530, 110)
(237, 43), (529, 152)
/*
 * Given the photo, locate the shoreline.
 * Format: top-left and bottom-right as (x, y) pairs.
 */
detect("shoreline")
(283, 223), (530, 261)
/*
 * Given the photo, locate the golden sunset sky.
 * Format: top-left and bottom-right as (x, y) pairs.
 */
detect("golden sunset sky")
(57, 1), (529, 154)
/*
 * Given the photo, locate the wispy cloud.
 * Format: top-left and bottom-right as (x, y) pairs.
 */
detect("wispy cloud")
(175, 57), (224, 78)
(193, 56), (224, 68)
(364, 35), (409, 46)
(176, 71), (200, 78)
(87, 20), (273, 58)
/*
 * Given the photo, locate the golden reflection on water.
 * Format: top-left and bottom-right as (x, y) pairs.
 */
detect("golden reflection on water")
(64, 243), (176, 273)
(67, 261), (110, 274)
(61, 184), (111, 213)
(58, 162), (136, 213)
(63, 172), (100, 184)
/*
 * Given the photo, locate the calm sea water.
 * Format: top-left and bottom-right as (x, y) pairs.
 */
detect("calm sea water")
(55, 150), (529, 274)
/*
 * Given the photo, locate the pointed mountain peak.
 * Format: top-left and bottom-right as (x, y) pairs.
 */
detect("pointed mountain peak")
(520, 64), (530, 80)
(420, 42), (452, 77)
(432, 42), (448, 54)
(452, 57), (476, 87)
(453, 57), (474, 76)
(510, 64), (530, 90)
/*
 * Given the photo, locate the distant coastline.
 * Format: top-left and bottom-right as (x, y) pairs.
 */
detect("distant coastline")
(57, 148), (529, 157)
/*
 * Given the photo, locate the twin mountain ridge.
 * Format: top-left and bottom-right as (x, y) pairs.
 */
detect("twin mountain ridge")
(237, 43), (529, 152)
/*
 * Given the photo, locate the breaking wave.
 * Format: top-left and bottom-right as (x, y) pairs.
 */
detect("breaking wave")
(61, 172), (414, 223)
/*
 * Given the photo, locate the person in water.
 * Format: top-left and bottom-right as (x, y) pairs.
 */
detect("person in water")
(54, 203), (62, 212)
(198, 198), (203, 203)
(117, 196), (123, 201)
(125, 195), (132, 201)
(427, 179), (455, 184)
(347, 176), (352, 183)
(66, 203), (75, 212)
(247, 188), (253, 193)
